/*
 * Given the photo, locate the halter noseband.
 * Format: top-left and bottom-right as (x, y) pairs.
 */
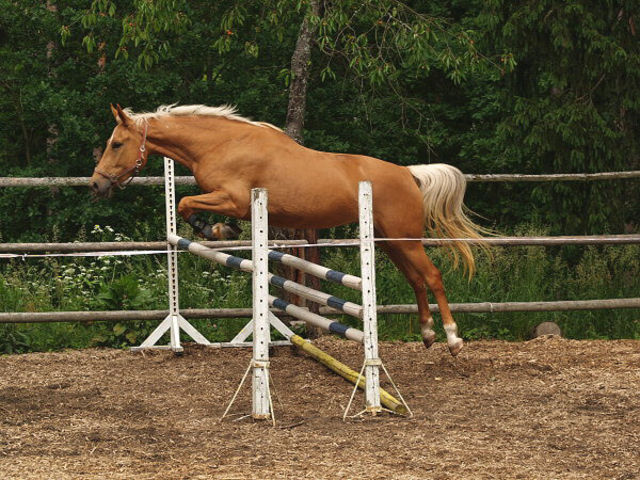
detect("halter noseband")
(94, 123), (148, 190)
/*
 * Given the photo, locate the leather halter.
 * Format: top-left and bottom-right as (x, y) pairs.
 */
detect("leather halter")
(94, 123), (148, 189)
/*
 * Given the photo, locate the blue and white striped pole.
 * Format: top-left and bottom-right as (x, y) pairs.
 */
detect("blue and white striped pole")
(267, 250), (362, 290)
(169, 236), (364, 318)
(168, 234), (366, 342)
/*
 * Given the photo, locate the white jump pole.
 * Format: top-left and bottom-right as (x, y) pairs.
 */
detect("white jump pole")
(221, 188), (277, 423)
(345, 181), (411, 418)
(358, 181), (382, 413)
(251, 188), (272, 420)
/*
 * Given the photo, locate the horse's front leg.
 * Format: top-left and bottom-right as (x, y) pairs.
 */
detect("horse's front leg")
(177, 191), (247, 240)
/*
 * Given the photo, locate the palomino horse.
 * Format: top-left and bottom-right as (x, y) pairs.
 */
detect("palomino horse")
(90, 104), (486, 356)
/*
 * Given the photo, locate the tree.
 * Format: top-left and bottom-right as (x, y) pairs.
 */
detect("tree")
(78, 1), (501, 118)
(467, 0), (640, 233)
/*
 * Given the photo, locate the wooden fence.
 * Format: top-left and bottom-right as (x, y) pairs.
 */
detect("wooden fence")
(1, 170), (639, 187)
(465, 171), (640, 182)
(1, 171), (639, 324)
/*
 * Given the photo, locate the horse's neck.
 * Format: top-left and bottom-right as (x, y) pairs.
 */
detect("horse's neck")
(146, 116), (233, 172)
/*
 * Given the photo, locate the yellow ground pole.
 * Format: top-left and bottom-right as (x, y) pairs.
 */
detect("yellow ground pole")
(289, 335), (408, 415)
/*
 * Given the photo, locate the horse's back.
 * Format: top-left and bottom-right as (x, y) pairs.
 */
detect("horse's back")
(256, 140), (423, 231)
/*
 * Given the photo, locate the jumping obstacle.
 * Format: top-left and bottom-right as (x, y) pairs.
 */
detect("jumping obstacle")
(169, 234), (365, 338)
(167, 232), (407, 415)
(134, 157), (410, 419)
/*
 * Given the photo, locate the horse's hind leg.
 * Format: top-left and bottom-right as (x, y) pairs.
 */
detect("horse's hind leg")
(378, 241), (436, 349)
(384, 241), (464, 356)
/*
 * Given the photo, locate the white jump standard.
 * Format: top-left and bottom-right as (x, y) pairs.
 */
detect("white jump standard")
(131, 157), (211, 353)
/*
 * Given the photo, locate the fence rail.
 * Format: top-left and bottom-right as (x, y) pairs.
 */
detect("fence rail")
(0, 239), (307, 253)
(2, 234), (639, 254)
(465, 171), (640, 182)
(2, 297), (639, 324)
(1, 170), (640, 188)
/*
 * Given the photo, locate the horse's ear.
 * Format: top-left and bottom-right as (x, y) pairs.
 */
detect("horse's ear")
(111, 103), (131, 126)
(110, 103), (119, 122)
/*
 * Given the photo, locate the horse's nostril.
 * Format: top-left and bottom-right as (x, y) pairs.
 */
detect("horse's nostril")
(90, 181), (99, 192)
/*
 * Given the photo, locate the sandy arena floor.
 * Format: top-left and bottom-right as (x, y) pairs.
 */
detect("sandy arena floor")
(1, 337), (639, 479)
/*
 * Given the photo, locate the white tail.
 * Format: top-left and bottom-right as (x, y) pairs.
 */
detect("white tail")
(407, 163), (487, 276)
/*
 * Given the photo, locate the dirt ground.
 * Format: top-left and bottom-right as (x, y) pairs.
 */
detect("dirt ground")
(1, 337), (639, 480)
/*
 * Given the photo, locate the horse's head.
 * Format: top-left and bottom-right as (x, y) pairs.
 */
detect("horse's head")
(89, 104), (148, 197)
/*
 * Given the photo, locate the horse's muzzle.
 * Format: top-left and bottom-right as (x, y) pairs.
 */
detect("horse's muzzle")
(89, 176), (113, 198)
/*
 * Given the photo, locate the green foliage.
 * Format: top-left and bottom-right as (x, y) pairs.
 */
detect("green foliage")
(87, 274), (154, 347)
(313, 0), (504, 87)
(0, 324), (31, 354)
(96, 274), (153, 310)
(462, 0), (640, 232)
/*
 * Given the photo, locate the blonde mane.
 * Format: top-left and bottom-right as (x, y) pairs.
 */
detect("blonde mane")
(123, 104), (282, 131)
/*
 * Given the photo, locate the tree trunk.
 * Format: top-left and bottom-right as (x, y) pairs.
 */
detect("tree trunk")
(284, 0), (320, 144)
(46, 1), (60, 206)
(46, 1), (59, 166)
(280, 0), (323, 338)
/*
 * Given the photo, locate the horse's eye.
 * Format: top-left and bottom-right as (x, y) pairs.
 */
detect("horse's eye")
(111, 142), (123, 149)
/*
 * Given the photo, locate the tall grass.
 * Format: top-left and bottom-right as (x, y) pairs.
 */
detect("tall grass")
(1, 224), (638, 353)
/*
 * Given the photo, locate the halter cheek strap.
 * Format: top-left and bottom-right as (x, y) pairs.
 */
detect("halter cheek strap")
(94, 123), (148, 190)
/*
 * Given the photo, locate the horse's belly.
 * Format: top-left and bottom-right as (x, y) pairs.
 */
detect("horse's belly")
(267, 208), (357, 229)
(266, 195), (358, 229)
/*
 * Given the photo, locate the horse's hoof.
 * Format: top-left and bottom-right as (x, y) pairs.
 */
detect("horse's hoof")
(188, 215), (216, 240)
(215, 222), (241, 240)
(421, 329), (436, 349)
(448, 338), (464, 357)
(198, 224), (215, 240)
